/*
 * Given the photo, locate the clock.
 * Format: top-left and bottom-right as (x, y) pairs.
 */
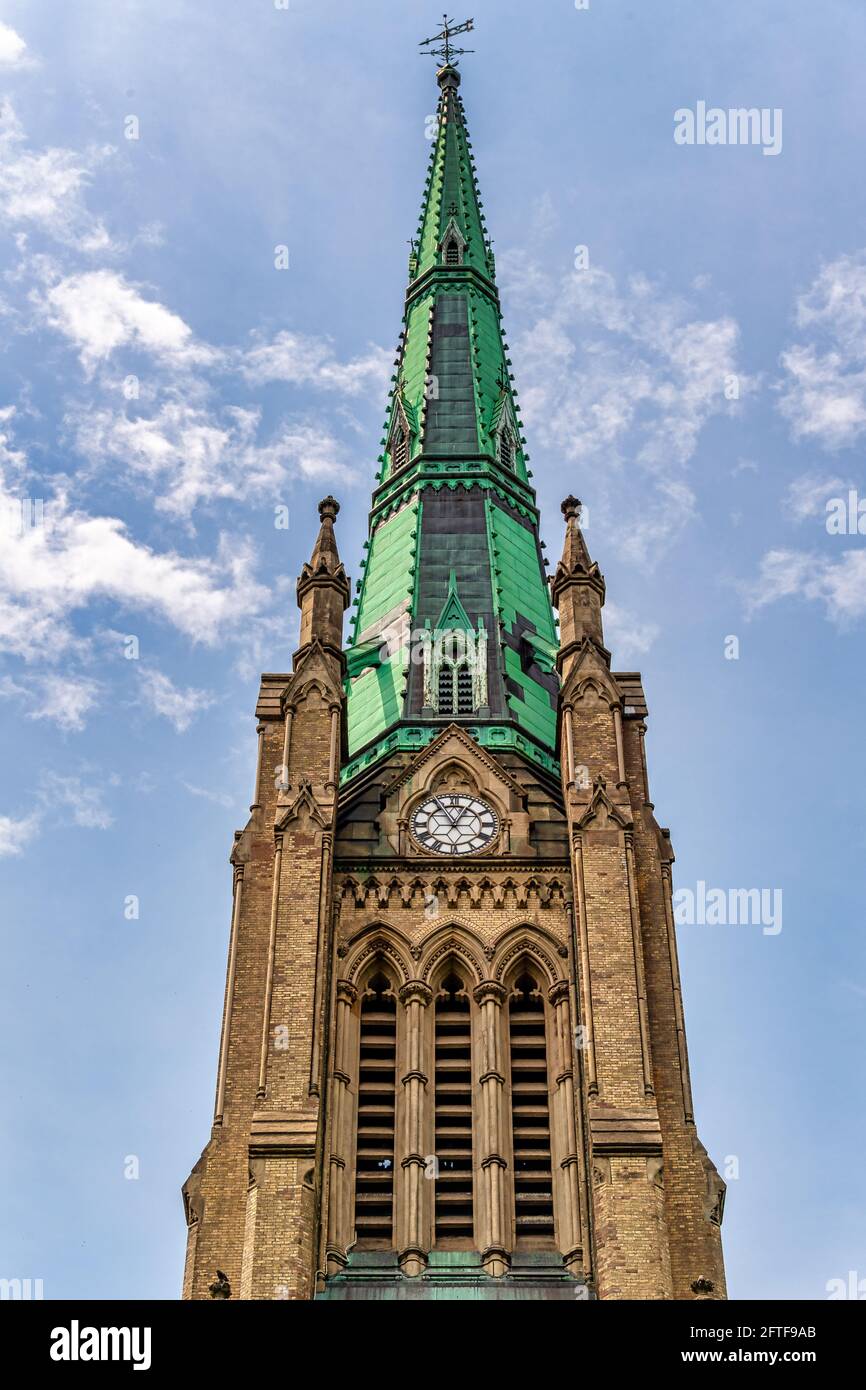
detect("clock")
(410, 793), (498, 856)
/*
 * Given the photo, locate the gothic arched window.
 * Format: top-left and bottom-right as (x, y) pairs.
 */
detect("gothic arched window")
(434, 970), (474, 1245)
(508, 971), (555, 1248)
(353, 971), (397, 1248)
(444, 238), (461, 267)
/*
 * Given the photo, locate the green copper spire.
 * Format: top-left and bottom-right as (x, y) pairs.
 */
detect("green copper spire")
(343, 58), (559, 784)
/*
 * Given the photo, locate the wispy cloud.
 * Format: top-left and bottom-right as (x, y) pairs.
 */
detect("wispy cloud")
(0, 670), (101, 730)
(0, 809), (40, 857)
(39, 771), (113, 830)
(604, 602), (660, 662)
(0, 102), (112, 251)
(749, 548), (866, 625)
(0, 22), (30, 69)
(137, 668), (214, 732)
(181, 780), (234, 809)
(500, 256), (749, 564)
(779, 251), (866, 450)
(783, 473), (850, 523)
(37, 268), (219, 372)
(72, 401), (357, 516)
(0, 410), (268, 657)
(241, 329), (390, 397)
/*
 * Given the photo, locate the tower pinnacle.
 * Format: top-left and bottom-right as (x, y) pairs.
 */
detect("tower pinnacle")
(551, 494), (606, 667)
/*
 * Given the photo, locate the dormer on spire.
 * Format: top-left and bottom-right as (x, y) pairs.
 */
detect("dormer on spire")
(552, 495), (607, 672)
(439, 214), (466, 267)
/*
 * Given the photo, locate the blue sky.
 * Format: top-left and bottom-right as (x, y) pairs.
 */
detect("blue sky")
(1, 0), (864, 1301)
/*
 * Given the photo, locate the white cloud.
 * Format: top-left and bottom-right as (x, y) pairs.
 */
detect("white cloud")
(138, 668), (214, 732)
(783, 473), (850, 523)
(0, 490), (268, 660)
(181, 780), (234, 808)
(499, 257), (748, 563)
(603, 602), (660, 662)
(38, 269), (218, 372)
(242, 329), (390, 397)
(750, 548), (866, 625)
(0, 810), (40, 857)
(72, 401), (356, 516)
(779, 252), (866, 450)
(0, 405), (27, 470)
(0, 22), (28, 68)
(39, 771), (113, 829)
(0, 408), (269, 682)
(0, 671), (101, 730)
(0, 102), (112, 250)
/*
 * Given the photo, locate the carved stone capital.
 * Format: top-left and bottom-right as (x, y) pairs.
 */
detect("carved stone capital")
(399, 980), (433, 1008)
(548, 979), (570, 1007)
(336, 980), (357, 1006)
(473, 979), (507, 1006)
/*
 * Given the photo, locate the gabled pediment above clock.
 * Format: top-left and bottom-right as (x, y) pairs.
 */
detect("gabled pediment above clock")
(383, 724), (526, 811)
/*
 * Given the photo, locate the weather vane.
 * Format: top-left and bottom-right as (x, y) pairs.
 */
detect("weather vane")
(419, 14), (475, 66)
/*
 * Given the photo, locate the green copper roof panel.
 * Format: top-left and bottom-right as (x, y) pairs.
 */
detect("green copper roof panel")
(346, 648), (408, 753)
(384, 297), (433, 481)
(354, 499), (419, 636)
(423, 295), (479, 453)
(487, 503), (557, 640)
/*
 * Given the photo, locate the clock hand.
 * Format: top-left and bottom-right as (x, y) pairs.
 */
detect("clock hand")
(432, 795), (457, 826)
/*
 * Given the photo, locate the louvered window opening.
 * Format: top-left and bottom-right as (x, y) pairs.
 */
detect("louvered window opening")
(456, 664), (473, 713)
(509, 973), (555, 1245)
(445, 240), (460, 266)
(354, 973), (397, 1247)
(392, 428), (409, 470)
(499, 431), (514, 470)
(438, 666), (455, 715)
(434, 972), (474, 1244)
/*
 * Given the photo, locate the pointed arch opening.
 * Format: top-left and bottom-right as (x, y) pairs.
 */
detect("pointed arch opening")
(508, 969), (556, 1249)
(388, 399), (412, 474)
(433, 966), (475, 1247)
(353, 969), (398, 1249)
(498, 428), (514, 471)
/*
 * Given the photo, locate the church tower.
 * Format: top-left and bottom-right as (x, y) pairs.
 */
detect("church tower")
(182, 52), (727, 1303)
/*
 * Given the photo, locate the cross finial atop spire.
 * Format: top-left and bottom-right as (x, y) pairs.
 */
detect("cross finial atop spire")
(419, 14), (475, 66)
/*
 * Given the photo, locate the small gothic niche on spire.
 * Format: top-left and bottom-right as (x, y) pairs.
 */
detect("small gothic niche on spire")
(490, 384), (519, 472)
(439, 214), (466, 267)
(387, 398), (413, 473)
(420, 572), (489, 718)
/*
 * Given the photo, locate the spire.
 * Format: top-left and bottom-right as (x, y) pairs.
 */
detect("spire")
(343, 55), (560, 784)
(551, 495), (607, 671)
(296, 496), (350, 665)
(412, 62), (490, 287)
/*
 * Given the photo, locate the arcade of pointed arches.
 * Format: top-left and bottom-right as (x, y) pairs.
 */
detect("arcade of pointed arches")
(325, 921), (588, 1278)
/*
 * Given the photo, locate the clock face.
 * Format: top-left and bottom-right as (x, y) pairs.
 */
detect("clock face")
(411, 794), (498, 856)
